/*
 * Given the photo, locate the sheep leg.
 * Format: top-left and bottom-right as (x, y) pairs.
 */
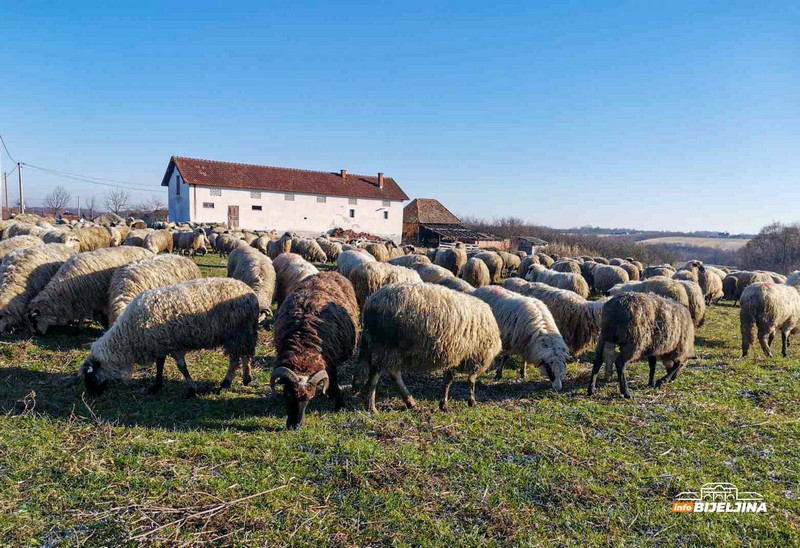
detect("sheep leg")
(614, 354), (631, 398)
(741, 320), (752, 357)
(467, 374), (478, 407)
(494, 355), (508, 380)
(758, 326), (773, 358)
(217, 356), (241, 393)
(364, 367), (381, 414)
(519, 361), (527, 379)
(657, 361), (685, 386)
(781, 330), (789, 358)
(647, 356), (657, 388)
(602, 343), (616, 381)
(328, 366), (344, 411)
(439, 370), (455, 412)
(173, 352), (199, 397)
(145, 356), (166, 395)
(587, 342), (605, 396)
(241, 354), (252, 386)
(389, 370), (417, 410)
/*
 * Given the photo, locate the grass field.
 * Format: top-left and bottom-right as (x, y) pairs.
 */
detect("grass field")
(639, 237), (751, 252)
(0, 254), (798, 545)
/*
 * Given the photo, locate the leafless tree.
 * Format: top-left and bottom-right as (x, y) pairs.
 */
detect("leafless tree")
(43, 186), (72, 217)
(740, 222), (800, 274)
(104, 189), (131, 216)
(85, 196), (97, 219)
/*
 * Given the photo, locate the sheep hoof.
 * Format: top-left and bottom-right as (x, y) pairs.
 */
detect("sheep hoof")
(242, 374), (252, 386)
(621, 392), (633, 399)
(468, 397), (476, 407)
(439, 402), (449, 413)
(404, 397), (418, 410)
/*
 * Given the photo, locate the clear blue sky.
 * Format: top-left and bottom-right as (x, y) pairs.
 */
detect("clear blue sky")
(1, 1), (797, 233)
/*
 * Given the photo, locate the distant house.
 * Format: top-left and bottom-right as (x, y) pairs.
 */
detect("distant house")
(402, 198), (503, 248)
(161, 156), (409, 241)
(516, 236), (549, 255)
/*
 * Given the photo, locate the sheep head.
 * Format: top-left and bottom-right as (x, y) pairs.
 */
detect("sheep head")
(270, 365), (329, 430)
(80, 356), (109, 395)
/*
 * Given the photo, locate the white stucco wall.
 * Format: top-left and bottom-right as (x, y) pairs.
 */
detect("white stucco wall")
(168, 178), (404, 242)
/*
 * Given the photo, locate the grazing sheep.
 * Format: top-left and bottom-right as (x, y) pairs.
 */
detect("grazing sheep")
(497, 251), (521, 277)
(618, 262), (640, 281)
(698, 269), (724, 305)
(81, 278), (259, 397)
(552, 260), (582, 275)
(105, 226), (123, 247)
(588, 292), (695, 398)
(251, 235), (272, 254)
(473, 286), (570, 388)
(29, 246), (153, 334)
(123, 229), (152, 247)
(593, 264), (630, 295)
(227, 247), (276, 316)
(459, 257), (491, 288)
(41, 228), (79, 250)
(316, 238), (342, 262)
(72, 226), (115, 252)
(349, 262), (423, 308)
(535, 253), (554, 267)
(593, 257), (610, 265)
(0, 235), (44, 260)
(609, 258), (625, 266)
(503, 278), (607, 356)
(609, 276), (706, 328)
(0, 244), (76, 334)
(292, 238), (328, 263)
(364, 242), (390, 263)
(764, 271), (787, 284)
(526, 264), (590, 298)
(643, 264), (676, 279)
(273, 252), (319, 306)
(337, 249), (376, 279)
(215, 234), (250, 257)
(266, 232), (294, 259)
(356, 282), (502, 412)
(410, 263), (454, 284)
(438, 276), (476, 294)
(626, 259), (644, 273)
(434, 243), (467, 276)
(389, 254), (430, 268)
(579, 261), (597, 291)
(517, 255), (539, 277)
(740, 282), (800, 358)
(425, 248), (438, 262)
(270, 272), (360, 429)
(108, 254), (202, 325)
(143, 230), (174, 254)
(173, 228), (207, 256)
(724, 271), (773, 304)
(474, 251), (504, 283)
(3, 222), (42, 240)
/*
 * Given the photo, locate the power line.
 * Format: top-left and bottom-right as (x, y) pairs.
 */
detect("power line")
(22, 162), (156, 188)
(0, 132), (17, 164)
(22, 163), (161, 193)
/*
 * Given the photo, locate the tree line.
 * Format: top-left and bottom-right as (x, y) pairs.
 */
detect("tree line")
(41, 186), (166, 222)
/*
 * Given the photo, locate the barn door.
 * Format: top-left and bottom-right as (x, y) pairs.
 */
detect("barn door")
(228, 205), (239, 229)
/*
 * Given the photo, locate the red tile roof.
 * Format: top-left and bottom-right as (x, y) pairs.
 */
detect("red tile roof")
(403, 198), (462, 225)
(161, 156), (408, 201)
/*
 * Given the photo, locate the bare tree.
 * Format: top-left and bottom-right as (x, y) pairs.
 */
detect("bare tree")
(85, 196), (97, 219)
(104, 189), (131, 216)
(129, 195), (168, 223)
(43, 186), (72, 217)
(740, 222), (800, 274)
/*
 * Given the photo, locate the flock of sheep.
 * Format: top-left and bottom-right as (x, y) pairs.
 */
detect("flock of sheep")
(1, 215), (798, 429)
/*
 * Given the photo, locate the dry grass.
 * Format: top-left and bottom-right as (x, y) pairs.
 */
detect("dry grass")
(640, 237), (750, 251)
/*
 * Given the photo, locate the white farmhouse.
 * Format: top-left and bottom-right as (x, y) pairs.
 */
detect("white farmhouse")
(162, 156), (409, 241)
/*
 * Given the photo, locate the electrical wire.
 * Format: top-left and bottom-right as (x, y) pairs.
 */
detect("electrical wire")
(0, 132), (17, 164)
(22, 163), (160, 192)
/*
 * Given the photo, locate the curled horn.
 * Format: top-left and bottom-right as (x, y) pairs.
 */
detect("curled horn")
(270, 367), (301, 392)
(308, 370), (330, 393)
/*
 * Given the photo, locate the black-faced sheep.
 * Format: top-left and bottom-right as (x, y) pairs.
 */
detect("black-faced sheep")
(459, 257), (490, 288)
(740, 282), (800, 358)
(588, 292), (695, 398)
(593, 264), (630, 295)
(337, 248), (376, 279)
(0, 235), (44, 260)
(0, 244), (75, 334)
(503, 278), (607, 357)
(434, 243), (467, 276)
(270, 272), (360, 429)
(474, 251), (504, 283)
(273, 252), (319, 306)
(356, 282), (501, 412)
(227, 247), (276, 316)
(348, 261), (422, 308)
(108, 254), (202, 325)
(28, 246), (153, 334)
(143, 230), (174, 254)
(81, 278), (259, 397)
(526, 264), (590, 298)
(473, 286), (570, 389)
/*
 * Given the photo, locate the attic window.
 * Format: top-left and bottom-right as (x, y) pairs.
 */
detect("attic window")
(250, 191), (261, 199)
(317, 196), (326, 203)
(210, 188), (222, 197)
(285, 193), (295, 201)
(348, 198), (357, 205)
(382, 200), (390, 207)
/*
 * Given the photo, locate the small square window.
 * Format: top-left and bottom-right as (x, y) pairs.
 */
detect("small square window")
(202, 202), (215, 209)
(317, 196), (326, 203)
(349, 209), (355, 218)
(382, 200), (390, 207)
(250, 191), (261, 199)
(210, 188), (222, 197)
(383, 211), (388, 220)
(252, 205), (262, 211)
(348, 198), (357, 205)
(285, 193), (295, 201)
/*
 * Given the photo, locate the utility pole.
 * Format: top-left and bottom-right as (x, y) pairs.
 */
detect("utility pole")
(1, 172), (5, 220)
(3, 173), (8, 220)
(17, 163), (24, 214)
(77, 196), (81, 219)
